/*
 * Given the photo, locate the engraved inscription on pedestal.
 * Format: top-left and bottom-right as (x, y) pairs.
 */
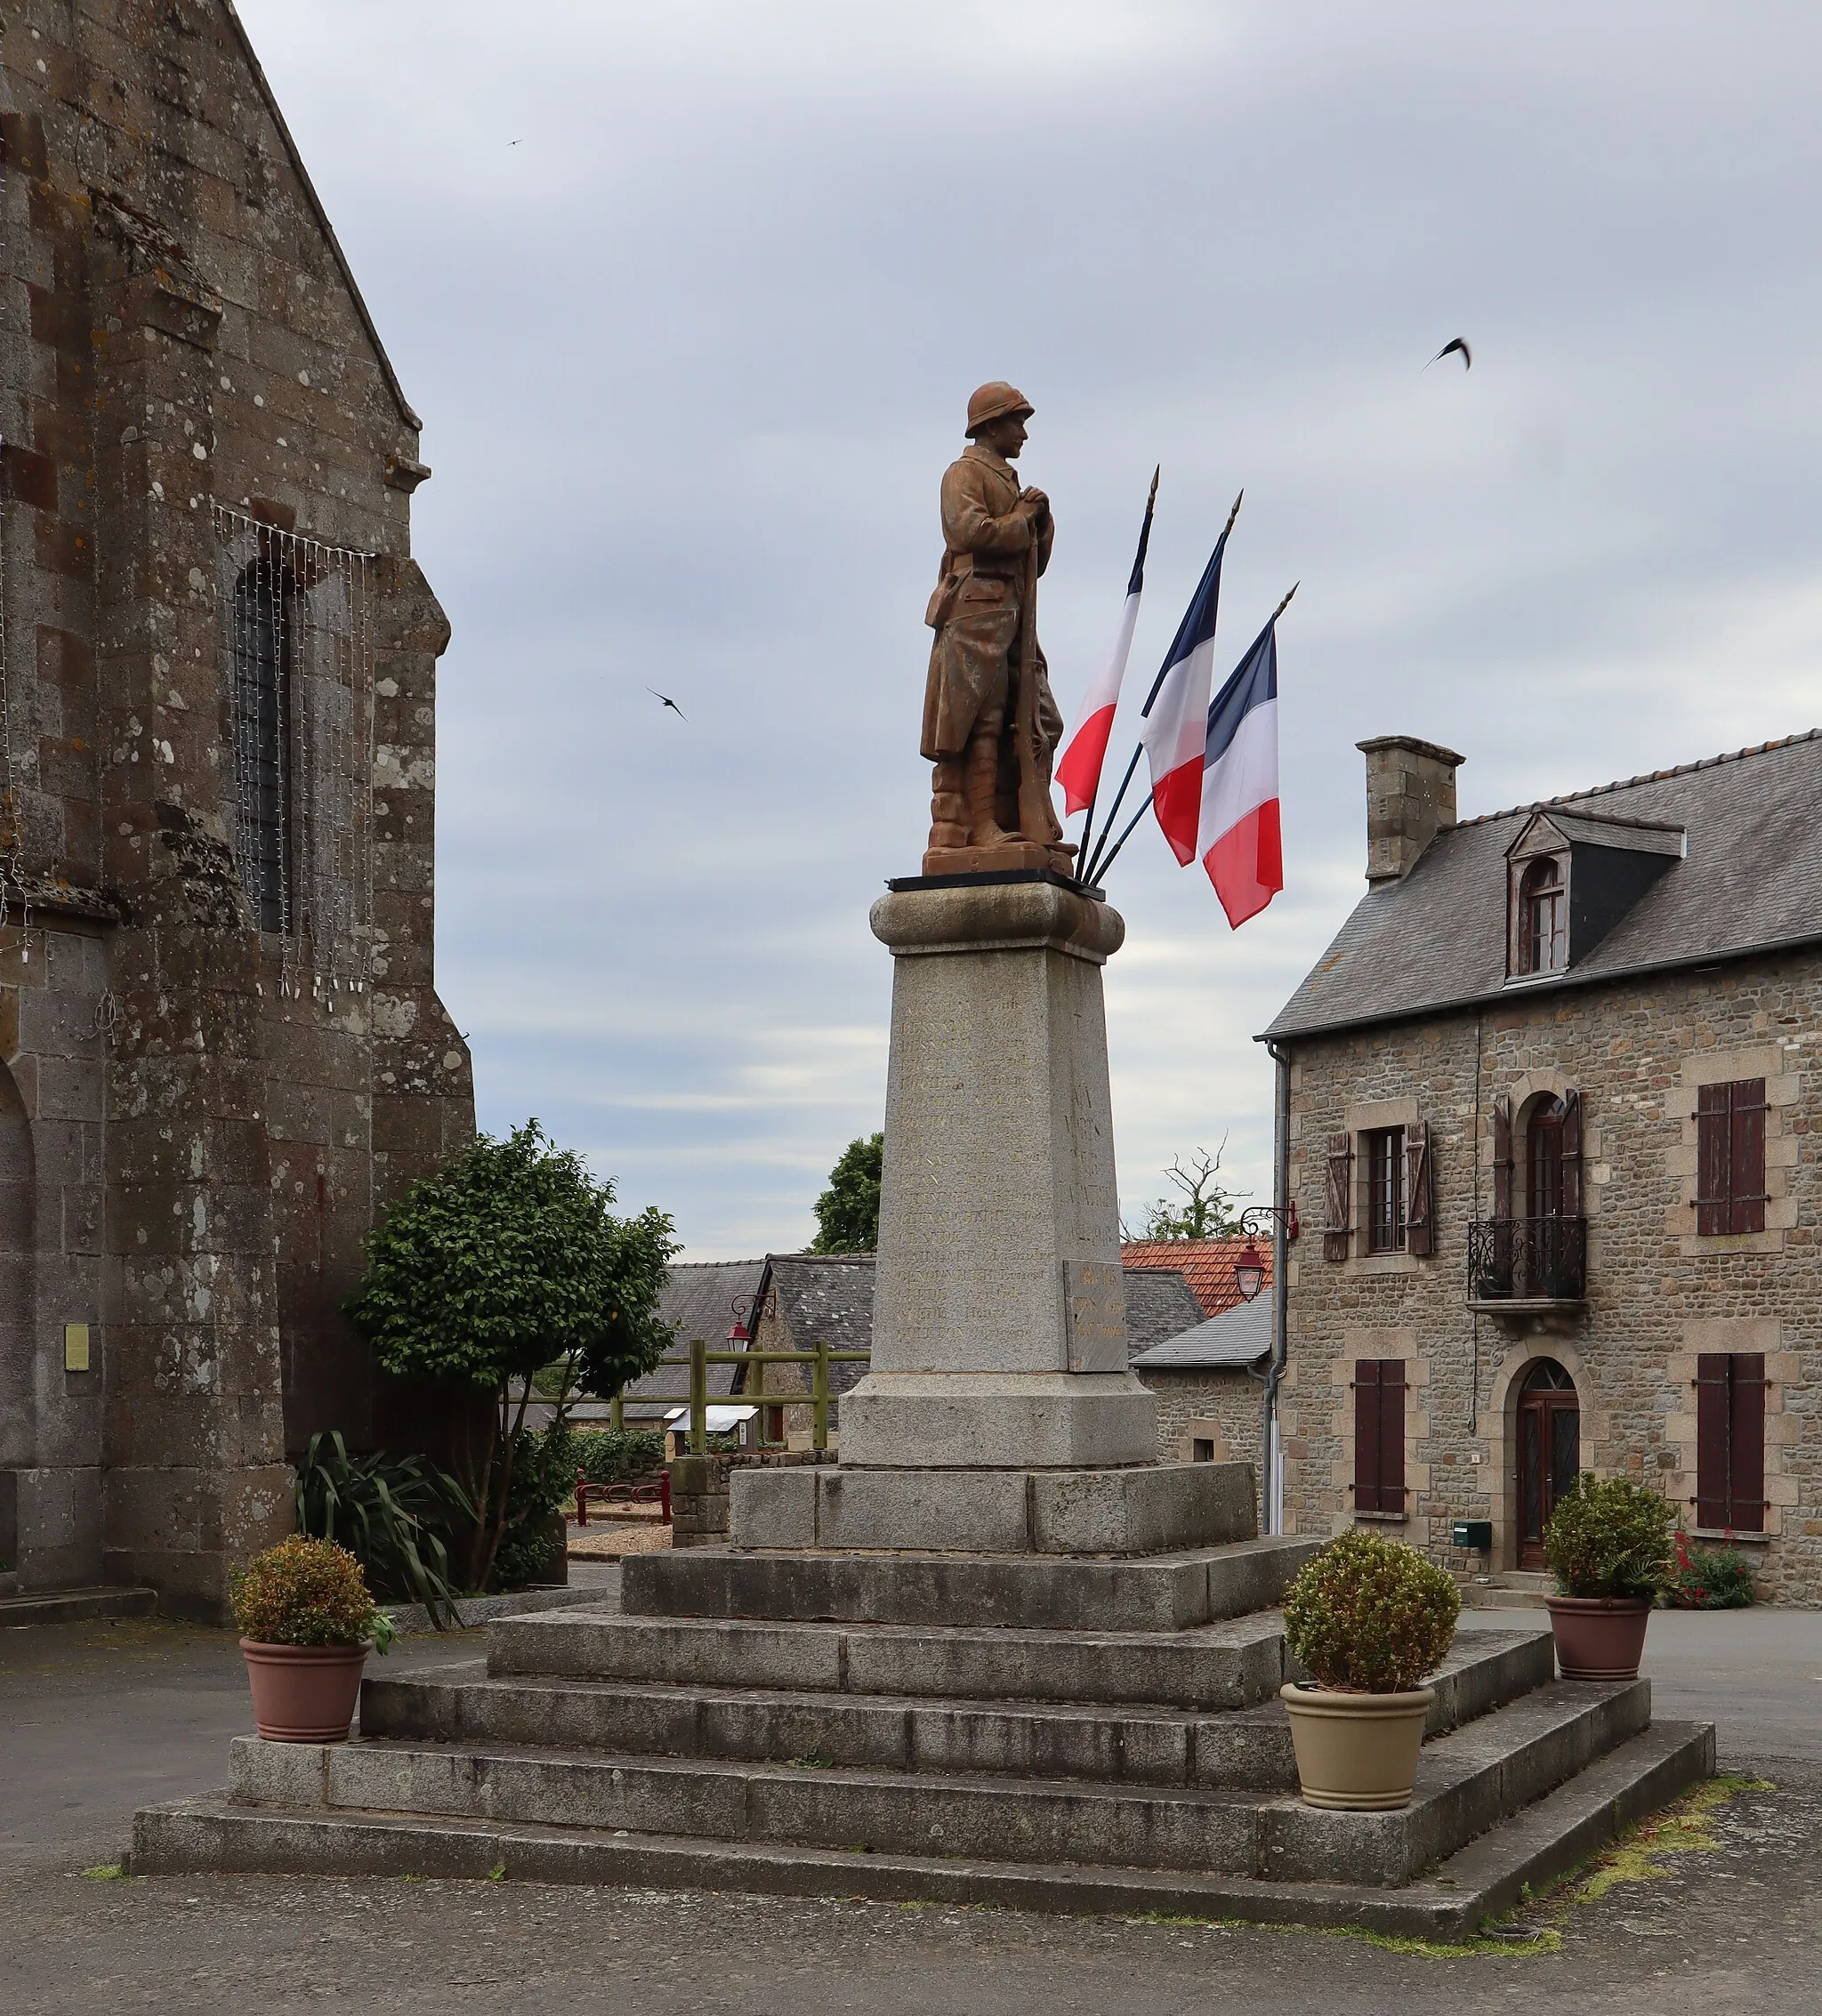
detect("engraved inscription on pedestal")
(1063, 1258), (1127, 1374)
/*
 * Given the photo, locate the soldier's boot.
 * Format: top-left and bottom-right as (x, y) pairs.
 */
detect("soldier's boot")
(928, 757), (968, 852)
(964, 730), (1020, 847)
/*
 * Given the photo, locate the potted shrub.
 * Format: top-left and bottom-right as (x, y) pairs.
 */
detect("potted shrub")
(1278, 1529), (1461, 1810)
(1542, 1472), (1674, 1680)
(232, 1535), (397, 1743)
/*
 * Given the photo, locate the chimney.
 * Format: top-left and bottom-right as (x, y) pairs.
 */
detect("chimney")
(1358, 736), (1464, 883)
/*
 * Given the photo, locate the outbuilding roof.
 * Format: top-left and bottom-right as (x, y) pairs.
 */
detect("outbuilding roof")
(1130, 1294), (1272, 1369)
(1265, 730), (1822, 1044)
(1119, 1239), (1276, 1318)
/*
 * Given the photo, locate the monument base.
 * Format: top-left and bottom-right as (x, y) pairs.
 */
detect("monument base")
(730, 1457), (1255, 1556)
(837, 1369), (1157, 1470)
(920, 839), (1077, 877)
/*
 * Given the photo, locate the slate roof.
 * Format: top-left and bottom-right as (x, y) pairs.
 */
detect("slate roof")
(717, 1254), (1208, 1379)
(618, 1258), (768, 1415)
(1130, 1294), (1272, 1370)
(1265, 730), (1822, 1044)
(1122, 1267), (1207, 1347)
(1119, 1239), (1276, 1318)
(752, 1254), (878, 1398)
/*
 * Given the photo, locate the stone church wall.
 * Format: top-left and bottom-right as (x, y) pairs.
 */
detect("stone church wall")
(0, 3), (473, 1612)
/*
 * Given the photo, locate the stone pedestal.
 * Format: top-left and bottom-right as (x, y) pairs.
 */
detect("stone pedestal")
(836, 875), (1158, 1471)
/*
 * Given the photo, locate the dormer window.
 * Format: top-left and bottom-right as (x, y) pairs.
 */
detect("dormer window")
(1519, 857), (1566, 975)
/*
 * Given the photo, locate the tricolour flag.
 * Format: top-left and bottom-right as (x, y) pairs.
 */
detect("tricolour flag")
(1136, 525), (1232, 865)
(1198, 613), (1284, 927)
(1055, 474), (1157, 816)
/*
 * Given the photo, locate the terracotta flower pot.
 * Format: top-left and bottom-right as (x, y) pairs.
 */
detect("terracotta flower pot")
(1544, 1595), (1651, 1681)
(1279, 1682), (1435, 1810)
(241, 1640), (368, 1742)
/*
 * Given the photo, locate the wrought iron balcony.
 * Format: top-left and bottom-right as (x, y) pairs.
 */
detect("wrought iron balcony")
(1466, 1216), (1587, 1310)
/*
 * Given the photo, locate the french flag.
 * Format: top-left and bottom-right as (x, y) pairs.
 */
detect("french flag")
(1137, 525), (1232, 865)
(1055, 475), (1157, 816)
(1198, 613), (1285, 928)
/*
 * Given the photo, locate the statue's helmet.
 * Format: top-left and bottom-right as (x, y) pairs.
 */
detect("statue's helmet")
(965, 381), (1035, 436)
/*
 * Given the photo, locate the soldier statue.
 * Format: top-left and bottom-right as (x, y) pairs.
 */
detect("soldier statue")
(921, 383), (1074, 875)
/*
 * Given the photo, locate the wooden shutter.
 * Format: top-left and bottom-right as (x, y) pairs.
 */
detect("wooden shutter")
(1697, 1352), (1767, 1531)
(1696, 1079), (1768, 1235)
(1324, 1133), (1352, 1262)
(1729, 1353), (1766, 1532)
(1560, 1090), (1584, 1218)
(1353, 1359), (1406, 1515)
(1405, 1121), (1434, 1257)
(1696, 1084), (1732, 1237)
(1492, 1098), (1513, 1221)
(1731, 1080), (1767, 1235)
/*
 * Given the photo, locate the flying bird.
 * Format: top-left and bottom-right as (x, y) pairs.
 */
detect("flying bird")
(647, 688), (687, 720)
(1429, 337), (1472, 370)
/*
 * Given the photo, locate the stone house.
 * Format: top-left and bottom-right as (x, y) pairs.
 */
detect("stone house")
(1263, 731), (1822, 1603)
(1131, 1294), (1270, 1478)
(0, 7), (472, 1611)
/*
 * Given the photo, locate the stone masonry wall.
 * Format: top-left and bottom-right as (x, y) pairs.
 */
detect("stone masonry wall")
(0, 4), (473, 1610)
(1278, 949), (1822, 1605)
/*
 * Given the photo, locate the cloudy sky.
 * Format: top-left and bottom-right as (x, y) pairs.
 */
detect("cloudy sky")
(238, 0), (1822, 1258)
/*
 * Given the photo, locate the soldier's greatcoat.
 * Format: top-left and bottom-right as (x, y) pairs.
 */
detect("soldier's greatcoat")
(921, 442), (1062, 762)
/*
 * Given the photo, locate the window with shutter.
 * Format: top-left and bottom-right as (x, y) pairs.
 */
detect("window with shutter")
(1405, 1120), (1434, 1257)
(1696, 1353), (1766, 1531)
(1353, 1359), (1407, 1514)
(1365, 1128), (1406, 1252)
(1323, 1133), (1352, 1262)
(1696, 1080), (1768, 1236)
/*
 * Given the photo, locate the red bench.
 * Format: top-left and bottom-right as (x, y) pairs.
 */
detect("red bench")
(575, 1472), (671, 1526)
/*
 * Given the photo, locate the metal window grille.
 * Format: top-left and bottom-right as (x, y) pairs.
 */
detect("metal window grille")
(214, 505), (376, 999)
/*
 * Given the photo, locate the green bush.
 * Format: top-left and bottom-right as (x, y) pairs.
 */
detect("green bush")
(570, 1428), (665, 1485)
(1281, 1528), (1460, 1692)
(294, 1430), (473, 1625)
(231, 1536), (395, 1652)
(1543, 1473), (1675, 1600)
(1662, 1530), (1756, 1609)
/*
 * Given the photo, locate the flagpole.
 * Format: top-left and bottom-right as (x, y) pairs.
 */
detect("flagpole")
(1089, 581), (1298, 888)
(1079, 489), (1241, 886)
(1076, 465), (1159, 880)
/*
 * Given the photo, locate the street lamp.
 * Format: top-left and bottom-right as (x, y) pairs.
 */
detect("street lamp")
(1231, 1202), (1299, 1302)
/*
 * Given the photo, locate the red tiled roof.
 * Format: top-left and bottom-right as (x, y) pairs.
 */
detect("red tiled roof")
(1119, 1238), (1274, 1318)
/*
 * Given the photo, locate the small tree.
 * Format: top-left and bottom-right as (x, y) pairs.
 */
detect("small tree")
(345, 1121), (678, 1590)
(811, 1132), (883, 1253)
(1125, 1141), (1249, 1241)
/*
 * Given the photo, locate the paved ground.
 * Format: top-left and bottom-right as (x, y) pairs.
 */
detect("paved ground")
(4, 1579), (1818, 2012)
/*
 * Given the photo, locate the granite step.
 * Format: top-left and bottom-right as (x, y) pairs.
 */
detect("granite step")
(363, 1628), (1554, 1790)
(132, 1721), (1713, 1939)
(228, 1673), (1647, 1885)
(620, 1533), (1321, 1632)
(0, 1585), (157, 1626)
(484, 1607), (1290, 1709)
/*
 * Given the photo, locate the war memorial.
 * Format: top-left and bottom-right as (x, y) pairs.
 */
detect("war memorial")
(132, 388), (1713, 1937)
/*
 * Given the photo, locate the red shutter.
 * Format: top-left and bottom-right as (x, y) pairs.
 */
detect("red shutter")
(1354, 1362), (1383, 1512)
(1353, 1360), (1407, 1516)
(1380, 1359), (1407, 1513)
(1729, 1353), (1766, 1532)
(1405, 1122), (1433, 1257)
(1324, 1133), (1352, 1263)
(1492, 1098), (1513, 1222)
(1731, 1080), (1767, 1236)
(1695, 1353), (1730, 1528)
(1560, 1089), (1583, 1218)
(1696, 1084), (1731, 1237)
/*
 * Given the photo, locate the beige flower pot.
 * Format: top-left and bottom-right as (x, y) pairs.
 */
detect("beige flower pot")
(1279, 1682), (1436, 1810)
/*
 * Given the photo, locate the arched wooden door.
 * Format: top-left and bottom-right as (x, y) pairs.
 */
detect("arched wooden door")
(1516, 1359), (1579, 1569)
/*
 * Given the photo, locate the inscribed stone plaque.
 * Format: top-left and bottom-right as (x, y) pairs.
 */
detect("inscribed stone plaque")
(1063, 1260), (1127, 1374)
